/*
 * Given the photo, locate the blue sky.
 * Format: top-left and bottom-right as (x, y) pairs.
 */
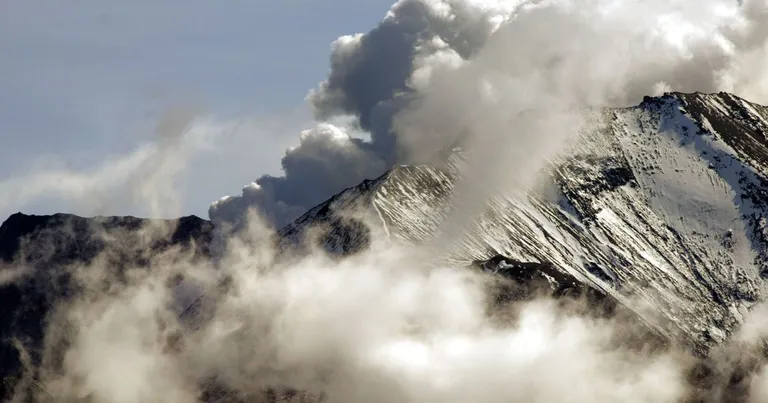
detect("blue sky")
(0, 0), (393, 220)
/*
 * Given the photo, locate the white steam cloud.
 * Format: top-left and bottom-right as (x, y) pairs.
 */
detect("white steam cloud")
(8, 214), (692, 402)
(211, 0), (768, 229)
(0, 106), (220, 220)
(10, 210), (768, 402)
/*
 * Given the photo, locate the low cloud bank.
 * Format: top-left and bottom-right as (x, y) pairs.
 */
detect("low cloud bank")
(2, 211), (767, 402)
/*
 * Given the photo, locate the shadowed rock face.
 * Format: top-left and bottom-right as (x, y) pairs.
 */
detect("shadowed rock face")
(471, 255), (663, 344)
(470, 255), (768, 403)
(472, 255), (615, 306)
(0, 213), (214, 401)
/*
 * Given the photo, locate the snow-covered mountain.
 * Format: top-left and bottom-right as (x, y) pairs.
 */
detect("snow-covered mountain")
(279, 92), (768, 353)
(3, 91), (768, 400)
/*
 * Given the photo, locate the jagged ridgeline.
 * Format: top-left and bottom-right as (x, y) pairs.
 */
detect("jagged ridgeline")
(2, 92), (768, 401)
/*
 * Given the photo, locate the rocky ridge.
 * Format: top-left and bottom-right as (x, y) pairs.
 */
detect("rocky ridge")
(281, 92), (768, 353)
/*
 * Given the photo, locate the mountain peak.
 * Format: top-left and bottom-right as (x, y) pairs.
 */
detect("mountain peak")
(639, 91), (765, 109)
(272, 90), (768, 353)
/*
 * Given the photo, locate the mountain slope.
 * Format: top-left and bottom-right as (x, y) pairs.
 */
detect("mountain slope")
(282, 92), (768, 353)
(0, 214), (619, 402)
(0, 213), (213, 400)
(2, 92), (768, 400)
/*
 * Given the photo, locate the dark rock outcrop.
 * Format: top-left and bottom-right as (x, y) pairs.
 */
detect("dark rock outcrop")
(0, 212), (214, 401)
(471, 255), (666, 346)
(472, 255), (615, 307)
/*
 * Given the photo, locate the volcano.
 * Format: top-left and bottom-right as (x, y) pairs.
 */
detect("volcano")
(3, 92), (768, 401)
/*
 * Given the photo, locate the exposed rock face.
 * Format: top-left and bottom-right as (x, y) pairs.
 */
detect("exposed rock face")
(281, 92), (768, 354)
(0, 213), (213, 400)
(473, 255), (613, 304)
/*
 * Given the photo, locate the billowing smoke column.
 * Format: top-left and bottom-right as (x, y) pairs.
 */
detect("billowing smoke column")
(210, 0), (768, 229)
(209, 0), (518, 228)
